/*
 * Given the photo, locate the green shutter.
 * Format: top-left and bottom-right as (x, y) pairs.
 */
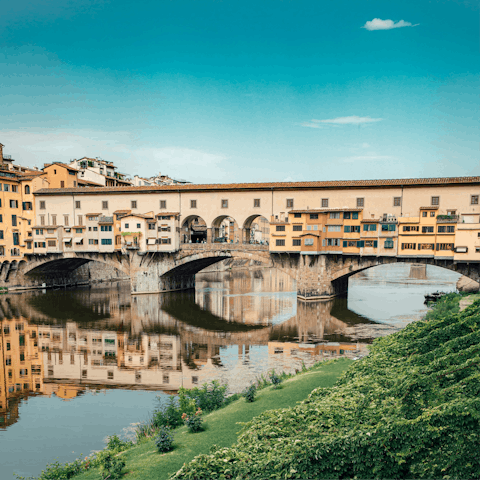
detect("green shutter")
(343, 241), (347, 248)
(374, 240), (378, 248)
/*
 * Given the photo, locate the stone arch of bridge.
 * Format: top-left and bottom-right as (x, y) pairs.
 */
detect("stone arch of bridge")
(328, 256), (468, 295)
(163, 248), (296, 280)
(180, 214), (208, 244)
(21, 253), (130, 279)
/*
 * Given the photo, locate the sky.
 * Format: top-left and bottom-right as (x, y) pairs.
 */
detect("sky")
(0, 0), (478, 184)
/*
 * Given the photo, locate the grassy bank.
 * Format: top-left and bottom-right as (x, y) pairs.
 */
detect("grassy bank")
(175, 292), (480, 479)
(70, 359), (351, 480)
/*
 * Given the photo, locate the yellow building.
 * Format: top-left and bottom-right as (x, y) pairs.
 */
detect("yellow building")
(42, 163), (80, 189)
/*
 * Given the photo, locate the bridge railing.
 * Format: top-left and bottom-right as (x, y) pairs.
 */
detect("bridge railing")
(180, 243), (269, 252)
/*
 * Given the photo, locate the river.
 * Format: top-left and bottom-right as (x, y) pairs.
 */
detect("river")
(0, 263), (459, 479)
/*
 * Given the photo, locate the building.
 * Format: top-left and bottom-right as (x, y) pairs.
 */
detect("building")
(133, 172), (190, 187)
(69, 157), (132, 187)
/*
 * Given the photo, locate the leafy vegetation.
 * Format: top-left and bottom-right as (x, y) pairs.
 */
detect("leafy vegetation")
(173, 293), (480, 479)
(243, 383), (257, 402)
(182, 408), (203, 432)
(155, 427), (174, 453)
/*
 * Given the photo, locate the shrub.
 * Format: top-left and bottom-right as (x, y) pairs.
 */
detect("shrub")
(179, 380), (228, 412)
(153, 395), (183, 429)
(269, 370), (282, 389)
(182, 408), (203, 432)
(155, 426), (174, 453)
(98, 451), (125, 480)
(243, 383), (257, 402)
(106, 434), (132, 453)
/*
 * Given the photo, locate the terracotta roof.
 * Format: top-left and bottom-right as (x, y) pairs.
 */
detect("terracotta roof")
(122, 213), (155, 220)
(361, 219), (380, 223)
(114, 209), (132, 214)
(420, 206), (440, 210)
(86, 213), (101, 216)
(78, 179), (104, 187)
(156, 212), (180, 217)
(32, 175), (480, 196)
(43, 162), (79, 173)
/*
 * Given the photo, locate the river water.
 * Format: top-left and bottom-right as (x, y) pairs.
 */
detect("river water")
(0, 264), (459, 479)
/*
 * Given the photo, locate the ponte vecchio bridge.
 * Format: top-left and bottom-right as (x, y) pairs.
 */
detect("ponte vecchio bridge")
(2, 175), (480, 297)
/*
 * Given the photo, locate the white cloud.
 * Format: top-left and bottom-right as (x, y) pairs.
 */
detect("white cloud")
(362, 18), (419, 31)
(305, 116), (383, 126)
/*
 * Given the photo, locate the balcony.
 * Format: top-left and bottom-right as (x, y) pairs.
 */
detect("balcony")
(437, 215), (459, 224)
(99, 216), (114, 224)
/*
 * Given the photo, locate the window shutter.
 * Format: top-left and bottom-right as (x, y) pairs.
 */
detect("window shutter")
(359, 240), (364, 248)
(374, 240), (378, 248)
(436, 243), (439, 251)
(343, 241), (347, 248)
(344, 226), (350, 233)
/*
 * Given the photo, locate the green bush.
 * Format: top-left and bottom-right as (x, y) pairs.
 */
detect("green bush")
(155, 426), (174, 453)
(269, 370), (282, 389)
(182, 408), (203, 432)
(173, 294), (480, 479)
(243, 383), (257, 402)
(98, 451), (125, 480)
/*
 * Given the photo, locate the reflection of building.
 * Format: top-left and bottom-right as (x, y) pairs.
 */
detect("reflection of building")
(0, 317), (43, 427)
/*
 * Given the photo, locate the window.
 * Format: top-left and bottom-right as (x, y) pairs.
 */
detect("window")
(22, 202), (32, 210)
(101, 239), (112, 245)
(64, 215), (69, 226)
(11, 215), (17, 226)
(100, 225), (112, 231)
(304, 238), (314, 246)
(35, 229), (43, 235)
(403, 226), (419, 232)
(75, 201), (81, 209)
(356, 198), (364, 207)
(352, 212), (358, 219)
(75, 228), (83, 233)
(93, 226), (98, 231)
(60, 181), (65, 188)
(276, 239), (285, 246)
(191, 200), (197, 208)
(294, 213), (301, 218)
(131, 201), (137, 209)
(293, 225), (302, 231)
(422, 226), (434, 233)
(327, 238), (341, 246)
(365, 240), (378, 248)
(292, 239), (301, 246)
(286, 199), (294, 208)
(25, 185), (30, 194)
(148, 223), (155, 230)
(0, 231), (3, 240)
(47, 240), (56, 247)
(430, 211), (436, 217)
(328, 225), (341, 232)
(422, 211), (427, 217)
(276, 225), (285, 231)
(136, 223), (141, 228)
(321, 198), (328, 208)
(393, 197), (401, 206)
(221, 199), (228, 208)
(102, 201), (108, 210)
(363, 224), (377, 231)
(108, 371), (114, 380)
(329, 212), (340, 219)
(4, 184), (9, 192)
(254, 199), (260, 208)
(344, 225), (360, 233)
(88, 239), (99, 245)
(401, 243), (416, 250)
(160, 200), (166, 209)
(40, 201), (46, 210)
(9, 200), (18, 208)
(309, 214), (318, 219)
(161, 238), (172, 244)
(419, 243), (434, 250)
(125, 223), (129, 229)
(381, 224), (396, 231)
(52, 215), (57, 226)
(431, 196), (439, 206)
(436, 243), (454, 251)
(471, 195), (479, 205)
(0, 214), (2, 223)
(438, 226), (455, 233)
(344, 212), (350, 219)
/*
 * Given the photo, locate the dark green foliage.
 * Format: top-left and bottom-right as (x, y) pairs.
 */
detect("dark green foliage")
(153, 396), (183, 429)
(243, 383), (257, 402)
(106, 434), (132, 454)
(182, 380), (228, 412)
(155, 427), (174, 453)
(269, 370), (282, 389)
(98, 451), (125, 480)
(173, 294), (480, 480)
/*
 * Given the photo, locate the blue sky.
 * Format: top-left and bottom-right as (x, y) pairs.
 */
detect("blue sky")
(1, 0), (478, 183)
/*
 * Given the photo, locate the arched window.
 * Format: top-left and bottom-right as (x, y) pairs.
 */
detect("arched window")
(25, 185), (30, 194)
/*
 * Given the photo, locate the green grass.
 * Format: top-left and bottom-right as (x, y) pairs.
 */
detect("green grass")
(74, 359), (351, 480)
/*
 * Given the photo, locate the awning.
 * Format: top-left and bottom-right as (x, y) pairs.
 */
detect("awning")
(63, 238), (72, 243)
(147, 238), (156, 245)
(74, 238), (84, 244)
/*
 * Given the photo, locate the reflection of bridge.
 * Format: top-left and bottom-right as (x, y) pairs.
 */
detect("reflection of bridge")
(9, 242), (471, 299)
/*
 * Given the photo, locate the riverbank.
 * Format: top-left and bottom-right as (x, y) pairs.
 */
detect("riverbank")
(34, 360), (351, 480)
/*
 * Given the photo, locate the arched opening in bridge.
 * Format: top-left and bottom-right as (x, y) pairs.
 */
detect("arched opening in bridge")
(211, 216), (240, 244)
(181, 215), (208, 244)
(243, 215), (270, 245)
